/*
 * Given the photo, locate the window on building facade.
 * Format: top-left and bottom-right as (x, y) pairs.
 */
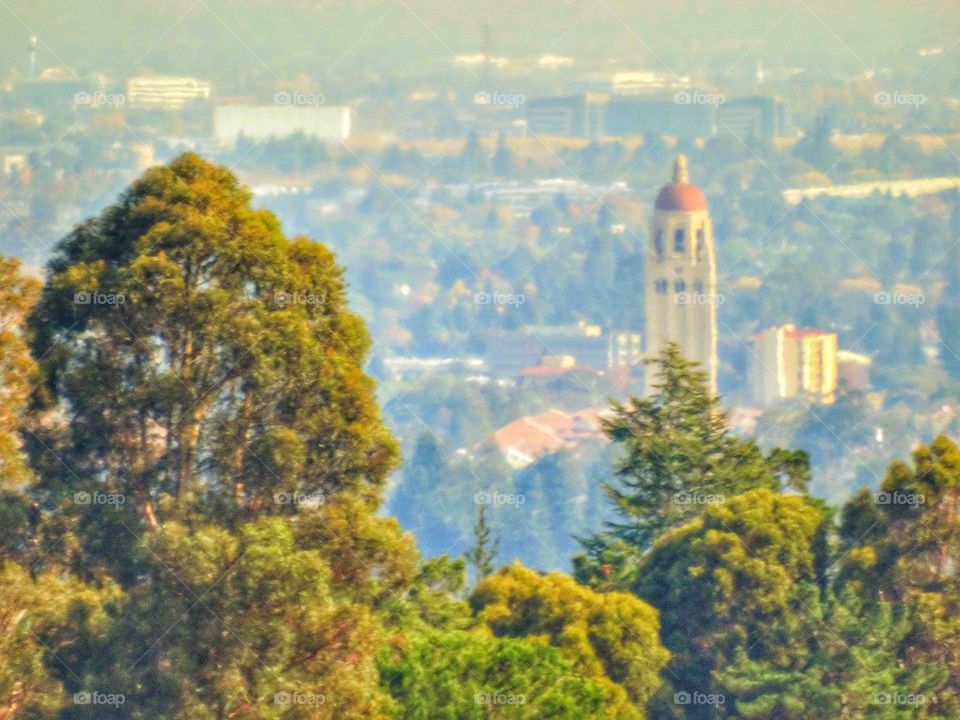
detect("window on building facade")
(674, 229), (685, 253)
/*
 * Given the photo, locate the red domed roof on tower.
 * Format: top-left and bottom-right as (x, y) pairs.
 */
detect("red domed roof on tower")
(655, 155), (708, 212)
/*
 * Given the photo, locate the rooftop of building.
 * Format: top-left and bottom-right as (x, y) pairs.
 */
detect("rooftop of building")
(755, 323), (837, 340)
(492, 407), (609, 467)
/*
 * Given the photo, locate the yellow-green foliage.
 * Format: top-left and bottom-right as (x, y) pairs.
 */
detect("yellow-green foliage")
(0, 257), (39, 487)
(638, 489), (825, 668)
(0, 561), (119, 718)
(471, 564), (669, 717)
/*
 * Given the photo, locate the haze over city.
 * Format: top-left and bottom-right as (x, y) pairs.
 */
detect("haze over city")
(0, 1), (958, 718)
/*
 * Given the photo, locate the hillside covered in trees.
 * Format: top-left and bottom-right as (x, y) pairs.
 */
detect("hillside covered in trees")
(0, 155), (958, 718)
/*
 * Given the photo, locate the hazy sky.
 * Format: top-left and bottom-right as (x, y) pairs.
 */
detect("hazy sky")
(2, 1), (956, 86)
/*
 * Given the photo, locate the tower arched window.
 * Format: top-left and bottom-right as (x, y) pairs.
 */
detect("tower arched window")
(674, 229), (685, 253)
(674, 280), (687, 293)
(696, 226), (705, 260)
(655, 279), (668, 294)
(654, 230), (664, 262)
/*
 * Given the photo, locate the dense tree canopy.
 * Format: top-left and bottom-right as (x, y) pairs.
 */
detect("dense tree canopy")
(0, 156), (670, 719)
(380, 631), (613, 719)
(0, 154), (958, 719)
(635, 489), (828, 715)
(28, 152), (397, 556)
(471, 563), (669, 717)
(0, 257), (40, 488)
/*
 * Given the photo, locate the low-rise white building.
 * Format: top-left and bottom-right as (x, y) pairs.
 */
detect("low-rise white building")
(127, 76), (211, 109)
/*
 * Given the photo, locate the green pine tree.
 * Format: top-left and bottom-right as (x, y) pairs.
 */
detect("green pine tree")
(465, 504), (499, 580)
(583, 343), (807, 561)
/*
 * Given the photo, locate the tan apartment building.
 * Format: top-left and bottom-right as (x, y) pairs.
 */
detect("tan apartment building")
(751, 324), (838, 405)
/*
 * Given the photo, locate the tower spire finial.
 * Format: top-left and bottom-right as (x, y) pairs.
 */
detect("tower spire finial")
(673, 154), (689, 183)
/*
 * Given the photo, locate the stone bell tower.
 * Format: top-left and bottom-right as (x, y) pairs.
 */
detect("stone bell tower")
(644, 155), (718, 396)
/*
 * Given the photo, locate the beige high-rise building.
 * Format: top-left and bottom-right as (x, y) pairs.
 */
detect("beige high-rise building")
(645, 155), (719, 395)
(751, 324), (838, 405)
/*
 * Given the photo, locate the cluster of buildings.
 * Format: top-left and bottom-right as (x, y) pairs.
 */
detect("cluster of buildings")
(482, 323), (642, 376)
(441, 178), (630, 215)
(3, 69), (352, 149)
(382, 324), (641, 396)
(484, 319), (872, 470)
(4, 40), (788, 159)
(524, 93), (787, 140)
(456, 68), (788, 141)
(642, 155), (869, 407)
(473, 157), (871, 470)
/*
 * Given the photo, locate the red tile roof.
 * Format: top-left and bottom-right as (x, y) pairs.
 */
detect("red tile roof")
(655, 181), (708, 212)
(493, 407), (608, 466)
